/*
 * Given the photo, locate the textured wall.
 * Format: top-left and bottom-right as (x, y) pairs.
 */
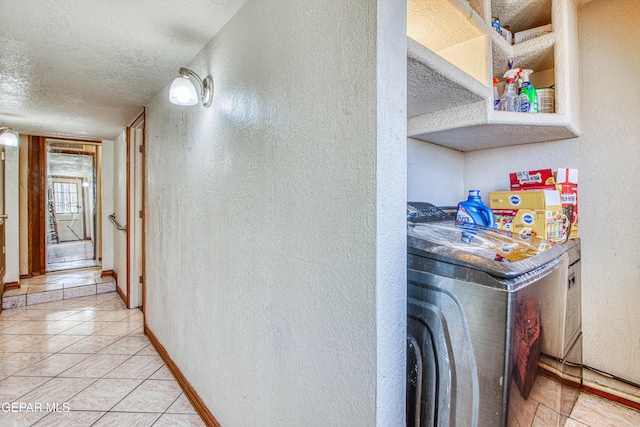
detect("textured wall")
(100, 140), (114, 272)
(577, 0), (640, 392)
(464, 0), (640, 393)
(408, 137), (464, 206)
(376, 0), (408, 423)
(145, 0), (406, 425)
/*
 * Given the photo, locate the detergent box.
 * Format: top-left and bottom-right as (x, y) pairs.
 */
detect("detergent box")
(489, 190), (565, 242)
(513, 23), (553, 44)
(555, 168), (579, 239)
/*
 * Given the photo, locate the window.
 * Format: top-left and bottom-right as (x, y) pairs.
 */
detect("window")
(53, 182), (79, 214)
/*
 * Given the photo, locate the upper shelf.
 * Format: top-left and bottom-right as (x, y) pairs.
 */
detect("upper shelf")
(491, 0), (552, 33)
(407, 38), (490, 118)
(406, 0), (580, 152)
(490, 30), (555, 79)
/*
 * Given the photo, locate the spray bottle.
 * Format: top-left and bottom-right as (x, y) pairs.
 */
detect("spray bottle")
(517, 68), (539, 113)
(493, 78), (500, 110)
(500, 69), (520, 112)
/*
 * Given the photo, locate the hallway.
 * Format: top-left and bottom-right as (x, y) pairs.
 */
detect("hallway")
(0, 290), (205, 426)
(47, 241), (97, 273)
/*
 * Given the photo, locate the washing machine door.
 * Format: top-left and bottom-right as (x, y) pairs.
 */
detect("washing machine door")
(408, 297), (472, 427)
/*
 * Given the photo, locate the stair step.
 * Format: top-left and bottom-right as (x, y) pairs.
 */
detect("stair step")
(2, 277), (116, 310)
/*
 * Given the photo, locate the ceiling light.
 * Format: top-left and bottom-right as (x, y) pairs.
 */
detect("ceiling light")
(169, 67), (213, 107)
(0, 127), (18, 147)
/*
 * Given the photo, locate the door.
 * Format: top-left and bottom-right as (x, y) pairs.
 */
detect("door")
(128, 113), (145, 309)
(0, 147), (6, 310)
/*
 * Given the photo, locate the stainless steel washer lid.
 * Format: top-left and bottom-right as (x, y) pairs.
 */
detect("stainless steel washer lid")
(408, 220), (568, 279)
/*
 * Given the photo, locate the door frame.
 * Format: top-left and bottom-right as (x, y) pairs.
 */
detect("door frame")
(126, 110), (146, 315)
(27, 136), (46, 276)
(28, 137), (101, 276)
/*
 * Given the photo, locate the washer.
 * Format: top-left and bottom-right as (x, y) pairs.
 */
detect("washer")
(406, 202), (580, 427)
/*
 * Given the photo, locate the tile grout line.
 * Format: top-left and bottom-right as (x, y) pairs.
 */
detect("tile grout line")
(84, 349), (172, 426)
(0, 292), (203, 426)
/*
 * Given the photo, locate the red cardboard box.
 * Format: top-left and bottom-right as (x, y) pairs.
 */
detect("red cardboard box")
(510, 169), (556, 191)
(555, 168), (579, 239)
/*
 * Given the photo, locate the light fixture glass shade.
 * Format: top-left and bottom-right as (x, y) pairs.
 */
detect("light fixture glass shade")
(169, 76), (198, 106)
(169, 68), (213, 107)
(0, 129), (18, 147)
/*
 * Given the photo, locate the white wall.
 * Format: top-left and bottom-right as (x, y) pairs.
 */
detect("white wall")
(101, 140), (114, 272)
(464, 0), (640, 399)
(376, 0), (407, 423)
(111, 132), (127, 295)
(144, 0), (406, 425)
(4, 144), (20, 283)
(408, 137), (464, 206)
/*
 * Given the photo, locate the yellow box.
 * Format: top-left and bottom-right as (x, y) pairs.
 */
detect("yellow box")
(489, 190), (565, 242)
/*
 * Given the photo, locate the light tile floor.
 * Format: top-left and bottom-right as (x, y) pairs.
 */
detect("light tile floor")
(47, 241), (97, 272)
(3, 276), (640, 426)
(508, 372), (640, 426)
(0, 291), (205, 427)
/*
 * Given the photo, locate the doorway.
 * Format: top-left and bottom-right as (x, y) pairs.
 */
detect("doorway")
(45, 141), (99, 272)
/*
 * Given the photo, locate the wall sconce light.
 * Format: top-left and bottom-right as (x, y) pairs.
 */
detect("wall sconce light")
(169, 67), (213, 107)
(0, 127), (18, 147)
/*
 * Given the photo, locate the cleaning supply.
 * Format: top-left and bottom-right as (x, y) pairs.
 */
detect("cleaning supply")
(492, 17), (502, 35)
(493, 78), (500, 110)
(456, 190), (495, 227)
(500, 69), (520, 112)
(537, 87), (555, 113)
(517, 68), (539, 113)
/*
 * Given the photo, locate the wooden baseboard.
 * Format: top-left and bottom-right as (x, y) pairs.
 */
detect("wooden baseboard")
(538, 366), (582, 389)
(101, 269), (114, 278)
(539, 362), (640, 412)
(145, 326), (220, 427)
(115, 285), (126, 304)
(113, 271), (127, 305)
(583, 385), (640, 411)
(4, 282), (20, 292)
(20, 274), (32, 280)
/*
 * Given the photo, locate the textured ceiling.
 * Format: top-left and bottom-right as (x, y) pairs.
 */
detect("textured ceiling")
(0, 0), (247, 141)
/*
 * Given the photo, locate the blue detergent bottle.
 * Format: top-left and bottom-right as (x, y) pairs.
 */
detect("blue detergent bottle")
(456, 190), (495, 227)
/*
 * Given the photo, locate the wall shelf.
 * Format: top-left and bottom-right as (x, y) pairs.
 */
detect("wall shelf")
(407, 0), (580, 152)
(407, 38), (490, 118)
(409, 109), (577, 152)
(490, 30), (555, 79)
